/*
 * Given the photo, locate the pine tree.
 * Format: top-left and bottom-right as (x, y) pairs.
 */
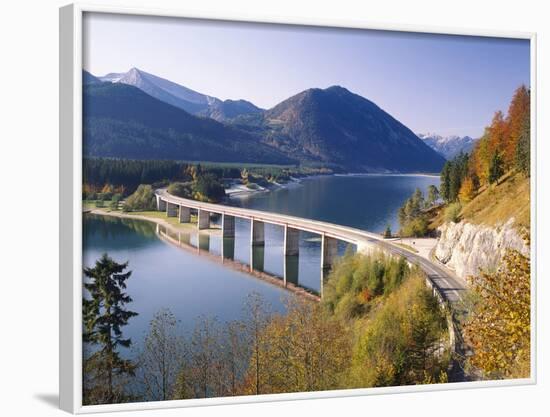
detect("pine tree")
(426, 185), (439, 207)
(83, 254), (138, 405)
(488, 152), (504, 185)
(515, 113), (531, 177)
(440, 161), (452, 203)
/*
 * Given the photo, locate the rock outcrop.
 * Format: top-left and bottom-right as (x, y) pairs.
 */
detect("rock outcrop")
(434, 219), (529, 279)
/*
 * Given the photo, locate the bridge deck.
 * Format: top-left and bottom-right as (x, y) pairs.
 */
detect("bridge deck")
(155, 189), (467, 304)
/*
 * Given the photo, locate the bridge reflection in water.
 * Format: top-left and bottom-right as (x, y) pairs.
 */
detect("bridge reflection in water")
(155, 189), (375, 298)
(155, 222), (326, 301)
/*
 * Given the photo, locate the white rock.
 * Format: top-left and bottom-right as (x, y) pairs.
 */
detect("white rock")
(434, 218), (529, 279)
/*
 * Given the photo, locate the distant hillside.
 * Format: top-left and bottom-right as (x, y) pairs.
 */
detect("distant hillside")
(98, 67), (262, 121)
(83, 82), (295, 164)
(263, 86), (446, 173)
(199, 99), (262, 121)
(83, 71), (448, 173)
(418, 133), (477, 159)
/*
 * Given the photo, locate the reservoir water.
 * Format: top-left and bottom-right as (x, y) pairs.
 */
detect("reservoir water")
(83, 174), (439, 354)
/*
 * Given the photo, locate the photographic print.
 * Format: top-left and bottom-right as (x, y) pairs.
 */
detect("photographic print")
(79, 11), (532, 407)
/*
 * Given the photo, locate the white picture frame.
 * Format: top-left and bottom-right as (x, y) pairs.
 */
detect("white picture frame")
(60, 3), (537, 413)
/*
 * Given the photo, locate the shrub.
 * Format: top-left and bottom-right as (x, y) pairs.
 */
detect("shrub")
(350, 274), (449, 387)
(445, 202), (462, 223)
(464, 250), (530, 379)
(167, 182), (191, 198)
(400, 217), (429, 237)
(193, 173), (225, 202)
(323, 252), (410, 321)
(123, 185), (156, 212)
(109, 194), (122, 210)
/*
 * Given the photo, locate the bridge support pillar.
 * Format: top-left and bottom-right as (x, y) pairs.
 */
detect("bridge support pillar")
(198, 209), (211, 230)
(166, 202), (178, 217)
(284, 226), (300, 256)
(179, 206), (191, 223)
(222, 214), (235, 238)
(321, 235), (338, 297)
(156, 196), (166, 211)
(251, 219), (265, 246)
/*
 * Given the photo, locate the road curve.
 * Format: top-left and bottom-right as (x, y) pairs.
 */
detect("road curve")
(155, 189), (467, 304)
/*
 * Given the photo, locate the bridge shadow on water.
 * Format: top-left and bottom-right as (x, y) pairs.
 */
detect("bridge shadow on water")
(156, 224), (322, 302)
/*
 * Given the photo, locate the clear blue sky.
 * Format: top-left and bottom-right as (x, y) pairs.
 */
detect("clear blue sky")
(83, 12), (530, 138)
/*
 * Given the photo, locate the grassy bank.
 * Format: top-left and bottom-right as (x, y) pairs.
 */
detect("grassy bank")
(428, 172), (530, 232)
(460, 173), (530, 229)
(86, 207), (221, 236)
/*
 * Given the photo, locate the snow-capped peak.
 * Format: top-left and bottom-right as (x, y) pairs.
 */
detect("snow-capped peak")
(417, 133), (477, 159)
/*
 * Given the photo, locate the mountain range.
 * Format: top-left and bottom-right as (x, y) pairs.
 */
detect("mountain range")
(83, 81), (292, 164)
(261, 86), (445, 172)
(417, 133), (478, 159)
(98, 68), (262, 122)
(84, 68), (446, 172)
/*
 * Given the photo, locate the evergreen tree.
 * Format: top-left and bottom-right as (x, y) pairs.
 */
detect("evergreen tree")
(515, 114), (531, 177)
(440, 161), (452, 203)
(83, 254), (138, 405)
(488, 152), (504, 185)
(447, 152), (469, 202)
(411, 188), (424, 216)
(426, 185), (439, 207)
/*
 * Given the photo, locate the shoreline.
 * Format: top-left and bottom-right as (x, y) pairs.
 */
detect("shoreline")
(334, 172), (440, 178)
(226, 171), (440, 201)
(225, 176), (304, 200)
(86, 208), (222, 237)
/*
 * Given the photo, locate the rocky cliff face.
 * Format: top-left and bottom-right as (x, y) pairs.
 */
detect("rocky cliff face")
(434, 219), (529, 279)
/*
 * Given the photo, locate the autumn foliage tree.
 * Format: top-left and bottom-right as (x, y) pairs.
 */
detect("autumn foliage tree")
(504, 85), (530, 168)
(443, 85), (530, 201)
(241, 297), (352, 394)
(466, 85), (530, 187)
(458, 176), (476, 203)
(464, 249), (530, 379)
(138, 309), (183, 401)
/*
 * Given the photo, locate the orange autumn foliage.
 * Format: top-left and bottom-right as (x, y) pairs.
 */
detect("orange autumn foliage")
(504, 85), (530, 167)
(468, 85), (530, 186)
(458, 176), (476, 203)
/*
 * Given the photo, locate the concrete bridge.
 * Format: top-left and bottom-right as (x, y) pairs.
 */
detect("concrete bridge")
(155, 189), (466, 303)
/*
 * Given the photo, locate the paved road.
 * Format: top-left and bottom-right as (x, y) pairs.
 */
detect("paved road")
(376, 240), (466, 303)
(156, 189), (467, 304)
